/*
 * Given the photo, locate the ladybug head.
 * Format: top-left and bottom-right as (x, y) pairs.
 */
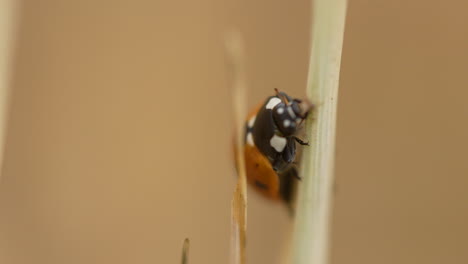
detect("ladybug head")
(272, 89), (310, 137)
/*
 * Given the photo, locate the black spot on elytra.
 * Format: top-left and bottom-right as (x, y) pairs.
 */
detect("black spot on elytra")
(255, 181), (268, 190)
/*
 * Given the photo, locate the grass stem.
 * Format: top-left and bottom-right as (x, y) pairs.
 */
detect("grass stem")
(290, 0), (347, 263)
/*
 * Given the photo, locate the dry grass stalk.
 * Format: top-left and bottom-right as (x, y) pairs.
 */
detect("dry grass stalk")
(0, 0), (18, 180)
(180, 238), (190, 264)
(225, 32), (248, 264)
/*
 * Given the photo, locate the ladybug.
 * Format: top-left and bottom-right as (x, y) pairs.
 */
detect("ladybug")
(240, 89), (311, 205)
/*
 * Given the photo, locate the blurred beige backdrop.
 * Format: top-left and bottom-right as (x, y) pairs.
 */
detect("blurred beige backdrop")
(1, 0), (467, 264)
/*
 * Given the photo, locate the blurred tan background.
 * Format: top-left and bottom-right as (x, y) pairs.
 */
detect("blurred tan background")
(0, 0), (467, 264)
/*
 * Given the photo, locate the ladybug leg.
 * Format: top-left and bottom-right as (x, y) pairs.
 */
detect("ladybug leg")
(289, 166), (302, 180)
(282, 138), (296, 164)
(294, 136), (309, 146)
(271, 156), (284, 172)
(279, 167), (298, 203)
(272, 155), (292, 172)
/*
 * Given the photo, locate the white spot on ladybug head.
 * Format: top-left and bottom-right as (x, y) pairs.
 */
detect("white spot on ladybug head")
(283, 119), (291, 127)
(265, 97), (281, 110)
(287, 106), (296, 118)
(270, 134), (287, 152)
(277, 107), (284, 114)
(248, 115), (256, 128)
(247, 132), (254, 146)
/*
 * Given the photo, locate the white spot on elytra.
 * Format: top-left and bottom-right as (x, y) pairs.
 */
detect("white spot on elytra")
(270, 134), (287, 152)
(248, 115), (256, 128)
(277, 107), (284, 114)
(283, 119), (291, 127)
(247, 133), (254, 146)
(265, 97), (281, 109)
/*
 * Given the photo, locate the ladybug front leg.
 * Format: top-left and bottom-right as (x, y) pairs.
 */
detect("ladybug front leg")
(293, 136), (309, 146)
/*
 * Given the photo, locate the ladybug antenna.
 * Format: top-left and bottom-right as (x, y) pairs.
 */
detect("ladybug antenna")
(274, 88), (289, 104)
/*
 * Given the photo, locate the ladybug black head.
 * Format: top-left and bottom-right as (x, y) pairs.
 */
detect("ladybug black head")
(272, 90), (309, 137)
